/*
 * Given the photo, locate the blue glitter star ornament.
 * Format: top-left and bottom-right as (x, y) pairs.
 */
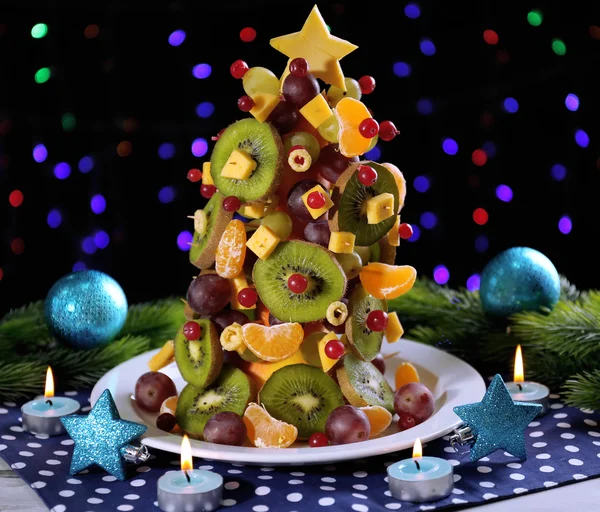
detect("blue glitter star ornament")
(453, 374), (542, 462)
(61, 389), (146, 480)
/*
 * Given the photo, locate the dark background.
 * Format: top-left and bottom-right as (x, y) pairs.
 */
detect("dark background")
(1, 1), (599, 315)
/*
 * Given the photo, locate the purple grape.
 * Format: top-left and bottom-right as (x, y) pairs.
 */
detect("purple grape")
(325, 405), (371, 445)
(156, 412), (177, 432)
(394, 382), (435, 425)
(282, 73), (319, 108)
(134, 372), (177, 412)
(287, 179), (320, 223)
(304, 219), (331, 247)
(211, 310), (249, 335)
(203, 412), (247, 446)
(314, 144), (358, 184)
(267, 101), (299, 133)
(372, 354), (386, 375)
(187, 274), (231, 316)
(268, 313), (285, 326)
(222, 350), (244, 368)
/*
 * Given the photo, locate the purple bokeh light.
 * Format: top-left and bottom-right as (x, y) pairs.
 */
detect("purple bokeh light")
(90, 194), (106, 214)
(558, 216), (572, 234)
(503, 97), (519, 113)
(575, 129), (589, 148)
(565, 93), (579, 111)
(47, 209), (62, 228)
(78, 156), (94, 173)
(433, 265), (450, 285)
(393, 62), (411, 77)
(364, 145), (381, 161)
(475, 234), (489, 253)
(54, 162), (71, 180)
(551, 163), (567, 181)
(466, 274), (481, 292)
(33, 144), (48, 163)
(94, 230), (110, 249)
(414, 176), (430, 193)
(196, 102), (215, 118)
(482, 141), (497, 158)
(192, 63), (212, 79)
(420, 39), (436, 56)
(404, 3), (421, 19)
(177, 230), (193, 251)
(158, 143), (176, 160)
(191, 138), (208, 157)
(82, 236), (97, 254)
(72, 261), (87, 272)
(408, 224), (421, 242)
(496, 184), (513, 202)
(158, 186), (176, 204)
(417, 98), (433, 115)
(442, 138), (458, 155)
(168, 30), (186, 47)
(420, 211), (437, 229)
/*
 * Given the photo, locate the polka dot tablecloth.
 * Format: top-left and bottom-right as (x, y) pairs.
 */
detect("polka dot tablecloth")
(1, 390), (599, 511)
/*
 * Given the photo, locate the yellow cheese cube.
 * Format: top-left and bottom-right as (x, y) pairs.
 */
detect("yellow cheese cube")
(388, 216), (401, 247)
(221, 149), (257, 180)
(301, 185), (334, 219)
(238, 203), (266, 219)
(202, 162), (214, 185)
(299, 93), (333, 129)
(385, 311), (404, 343)
(328, 231), (356, 254)
(318, 332), (344, 373)
(246, 225), (281, 260)
(230, 274), (256, 310)
(249, 93), (280, 123)
(366, 193), (395, 224)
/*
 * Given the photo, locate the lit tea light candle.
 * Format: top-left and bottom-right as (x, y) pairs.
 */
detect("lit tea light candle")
(157, 434), (223, 512)
(21, 367), (80, 436)
(387, 438), (454, 503)
(506, 344), (549, 417)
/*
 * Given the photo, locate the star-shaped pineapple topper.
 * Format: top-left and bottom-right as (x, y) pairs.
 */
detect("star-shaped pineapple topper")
(270, 4), (358, 90)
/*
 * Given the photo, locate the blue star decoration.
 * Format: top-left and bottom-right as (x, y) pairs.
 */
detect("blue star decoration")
(453, 374), (542, 462)
(61, 389), (146, 480)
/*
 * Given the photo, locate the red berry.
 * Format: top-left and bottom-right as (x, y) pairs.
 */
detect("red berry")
(357, 165), (378, 186)
(288, 273), (308, 294)
(398, 223), (413, 239)
(358, 75), (376, 94)
(183, 321), (202, 340)
(379, 120), (400, 141)
(211, 128), (226, 141)
(366, 310), (388, 332)
(324, 339), (345, 359)
(359, 118), (379, 138)
(223, 196), (241, 212)
(307, 191), (326, 209)
(289, 58), (309, 78)
(239, 27), (256, 43)
(308, 432), (329, 447)
(238, 287), (258, 308)
(230, 60), (249, 79)
(187, 168), (202, 182)
(200, 184), (217, 199)
(238, 95), (255, 112)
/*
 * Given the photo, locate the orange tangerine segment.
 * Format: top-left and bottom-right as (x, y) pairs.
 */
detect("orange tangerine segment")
(360, 405), (393, 437)
(359, 262), (417, 300)
(160, 396), (179, 416)
(395, 361), (420, 391)
(336, 97), (373, 158)
(243, 402), (298, 448)
(242, 322), (304, 362)
(215, 219), (246, 279)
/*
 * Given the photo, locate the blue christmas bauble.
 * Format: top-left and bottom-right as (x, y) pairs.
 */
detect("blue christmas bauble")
(480, 247), (560, 317)
(45, 270), (128, 349)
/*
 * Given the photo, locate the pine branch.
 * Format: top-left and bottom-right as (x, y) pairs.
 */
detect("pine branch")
(0, 361), (47, 400)
(0, 301), (52, 358)
(119, 298), (185, 347)
(563, 370), (600, 411)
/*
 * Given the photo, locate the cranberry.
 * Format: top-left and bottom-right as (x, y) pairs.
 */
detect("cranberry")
(366, 310), (388, 332)
(187, 168), (202, 182)
(307, 191), (326, 209)
(288, 273), (308, 294)
(324, 339), (345, 359)
(230, 60), (249, 79)
(359, 118), (379, 138)
(308, 432), (329, 447)
(357, 165), (378, 186)
(200, 184), (217, 199)
(398, 223), (414, 239)
(289, 58), (309, 78)
(379, 120), (400, 141)
(238, 95), (255, 112)
(183, 321), (202, 340)
(238, 288), (258, 308)
(223, 196), (241, 212)
(358, 75), (376, 94)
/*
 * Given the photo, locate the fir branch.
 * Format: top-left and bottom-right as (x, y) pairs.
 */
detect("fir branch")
(560, 276), (582, 302)
(0, 301), (52, 357)
(119, 298), (185, 347)
(0, 361), (47, 400)
(563, 370), (600, 411)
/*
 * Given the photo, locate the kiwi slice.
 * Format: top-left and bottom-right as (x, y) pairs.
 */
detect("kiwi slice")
(189, 192), (233, 269)
(329, 161), (400, 246)
(345, 284), (387, 361)
(259, 364), (344, 438)
(174, 319), (223, 389)
(252, 241), (347, 323)
(337, 353), (394, 413)
(211, 118), (284, 203)
(176, 364), (255, 438)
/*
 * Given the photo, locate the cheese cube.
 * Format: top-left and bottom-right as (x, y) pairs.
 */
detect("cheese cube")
(318, 332), (344, 373)
(230, 274), (256, 310)
(263, 194), (280, 214)
(202, 162), (214, 185)
(246, 225), (281, 260)
(221, 149), (257, 180)
(301, 185), (334, 219)
(238, 203), (266, 219)
(328, 231), (356, 254)
(385, 311), (404, 343)
(299, 93), (333, 129)
(388, 216), (401, 247)
(366, 193), (395, 224)
(249, 93), (280, 123)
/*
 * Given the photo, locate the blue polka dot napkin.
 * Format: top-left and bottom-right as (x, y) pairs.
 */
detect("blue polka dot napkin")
(1, 390), (599, 511)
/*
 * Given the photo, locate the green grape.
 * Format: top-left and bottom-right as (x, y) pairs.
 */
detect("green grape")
(242, 67), (280, 96)
(327, 77), (362, 107)
(366, 133), (379, 152)
(318, 115), (340, 143)
(300, 332), (326, 367)
(283, 131), (321, 162)
(260, 211), (293, 240)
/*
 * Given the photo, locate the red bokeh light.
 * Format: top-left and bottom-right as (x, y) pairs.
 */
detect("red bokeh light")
(590, 26), (600, 40)
(480, 112), (494, 127)
(473, 208), (489, 226)
(472, 149), (488, 166)
(11, 238), (25, 255)
(468, 175), (481, 187)
(0, 267), (3, 281)
(483, 30), (499, 45)
(496, 50), (510, 64)
(240, 27), (256, 43)
(9, 190), (23, 207)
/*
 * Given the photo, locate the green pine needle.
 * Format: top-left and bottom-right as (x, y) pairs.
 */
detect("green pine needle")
(563, 370), (600, 411)
(0, 361), (47, 400)
(119, 298), (186, 347)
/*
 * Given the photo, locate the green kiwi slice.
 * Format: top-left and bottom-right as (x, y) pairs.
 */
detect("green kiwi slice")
(345, 284), (387, 361)
(175, 364), (255, 438)
(211, 118), (284, 203)
(174, 319), (223, 389)
(252, 241), (347, 323)
(259, 364), (344, 438)
(337, 353), (394, 413)
(189, 192), (233, 269)
(329, 161), (400, 246)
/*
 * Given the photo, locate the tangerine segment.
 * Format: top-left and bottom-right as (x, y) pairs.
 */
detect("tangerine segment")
(243, 402), (298, 448)
(215, 220), (246, 279)
(359, 263), (417, 299)
(360, 405), (393, 437)
(395, 362), (420, 391)
(336, 97), (373, 158)
(242, 322), (304, 362)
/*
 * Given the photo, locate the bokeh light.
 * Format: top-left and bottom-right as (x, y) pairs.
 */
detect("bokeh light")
(31, 23), (48, 39)
(473, 208), (489, 225)
(35, 67), (51, 84)
(483, 30), (498, 45)
(408, 224), (421, 242)
(94, 230), (110, 249)
(9, 190), (24, 207)
(158, 143), (176, 160)
(47, 209), (62, 228)
(62, 113), (76, 131)
(558, 216), (572, 235)
(33, 144), (48, 162)
(364, 145), (381, 161)
(565, 93), (579, 111)
(527, 10), (543, 26)
(503, 97), (519, 113)
(551, 163), (567, 181)
(472, 149), (487, 166)
(168, 30), (186, 46)
(240, 27), (256, 42)
(420, 38), (436, 56)
(54, 162), (71, 180)
(0, 268), (3, 281)
(552, 38), (566, 55)
(482, 141), (497, 158)
(91, 194), (106, 214)
(393, 62), (411, 77)
(78, 156), (94, 173)
(158, 186), (176, 204)
(191, 138), (208, 157)
(414, 176), (430, 193)
(442, 138), (458, 155)
(192, 63), (212, 79)
(420, 211), (437, 229)
(404, 3), (420, 19)
(475, 234), (489, 253)
(416, 98), (433, 115)
(433, 265), (450, 285)
(84, 24), (99, 39)
(82, 236), (97, 254)
(117, 141), (132, 157)
(72, 261), (87, 272)
(196, 101), (215, 118)
(591, 26), (600, 40)
(496, 184), (513, 202)
(11, 238), (25, 255)
(466, 274), (481, 292)
(177, 231), (193, 251)
(575, 129), (590, 148)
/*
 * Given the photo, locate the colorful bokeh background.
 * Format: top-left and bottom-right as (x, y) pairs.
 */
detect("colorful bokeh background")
(2, 1), (599, 314)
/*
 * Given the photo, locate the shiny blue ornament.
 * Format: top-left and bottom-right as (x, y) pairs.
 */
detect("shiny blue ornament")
(61, 389), (146, 480)
(45, 270), (128, 349)
(479, 247), (560, 316)
(453, 374), (542, 462)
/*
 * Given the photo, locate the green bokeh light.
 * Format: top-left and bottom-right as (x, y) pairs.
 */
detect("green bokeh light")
(62, 113), (76, 132)
(527, 10), (543, 26)
(31, 23), (48, 38)
(34, 67), (51, 84)
(552, 38), (567, 56)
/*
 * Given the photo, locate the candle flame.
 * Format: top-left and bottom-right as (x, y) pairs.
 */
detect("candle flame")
(412, 438), (423, 459)
(44, 366), (54, 399)
(180, 434), (193, 472)
(514, 344), (524, 383)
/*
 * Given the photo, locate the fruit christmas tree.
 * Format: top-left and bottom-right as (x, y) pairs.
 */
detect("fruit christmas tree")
(141, 5), (419, 447)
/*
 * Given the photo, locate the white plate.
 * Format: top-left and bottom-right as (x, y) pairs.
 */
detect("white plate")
(91, 339), (485, 466)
